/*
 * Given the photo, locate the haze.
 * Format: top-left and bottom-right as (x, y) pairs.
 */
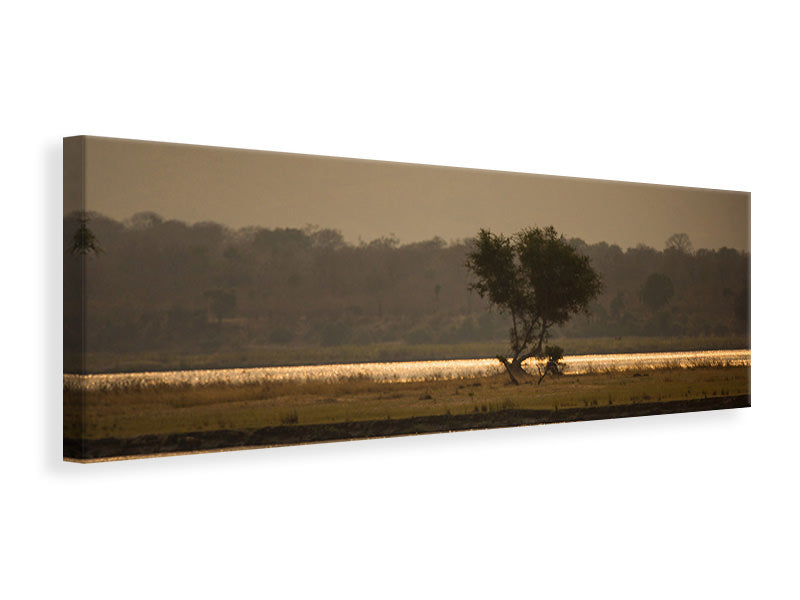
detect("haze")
(80, 136), (750, 251)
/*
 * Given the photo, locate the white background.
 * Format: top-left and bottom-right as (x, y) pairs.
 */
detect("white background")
(3, 1), (797, 598)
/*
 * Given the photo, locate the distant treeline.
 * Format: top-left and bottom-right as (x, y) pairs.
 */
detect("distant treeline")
(64, 211), (749, 356)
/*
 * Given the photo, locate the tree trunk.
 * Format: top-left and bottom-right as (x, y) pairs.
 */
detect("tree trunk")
(537, 358), (564, 385)
(497, 356), (528, 385)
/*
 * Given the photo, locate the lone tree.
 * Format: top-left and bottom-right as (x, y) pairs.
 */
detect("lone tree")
(466, 226), (602, 384)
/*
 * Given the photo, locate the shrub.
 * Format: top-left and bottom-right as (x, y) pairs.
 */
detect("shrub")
(541, 344), (565, 378)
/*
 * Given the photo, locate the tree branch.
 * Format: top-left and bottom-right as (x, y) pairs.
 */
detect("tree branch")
(534, 319), (548, 357)
(510, 309), (521, 357)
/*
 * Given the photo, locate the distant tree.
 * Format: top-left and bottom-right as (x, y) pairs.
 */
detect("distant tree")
(734, 284), (750, 333)
(126, 211), (164, 229)
(204, 289), (237, 324)
(68, 213), (103, 256)
(269, 326), (295, 344)
(466, 226), (602, 384)
(665, 233), (693, 254)
(639, 273), (674, 311)
(609, 291), (626, 320)
(308, 227), (346, 250)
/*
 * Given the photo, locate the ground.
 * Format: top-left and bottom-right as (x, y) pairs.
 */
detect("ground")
(64, 364), (750, 461)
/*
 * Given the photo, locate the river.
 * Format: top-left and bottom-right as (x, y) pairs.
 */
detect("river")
(64, 349), (750, 392)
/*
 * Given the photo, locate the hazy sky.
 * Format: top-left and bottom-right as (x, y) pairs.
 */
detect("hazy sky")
(78, 136), (750, 251)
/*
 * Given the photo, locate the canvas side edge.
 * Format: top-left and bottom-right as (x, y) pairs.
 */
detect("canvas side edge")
(63, 136), (87, 460)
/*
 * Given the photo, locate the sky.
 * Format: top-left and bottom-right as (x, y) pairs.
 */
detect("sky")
(76, 136), (750, 251)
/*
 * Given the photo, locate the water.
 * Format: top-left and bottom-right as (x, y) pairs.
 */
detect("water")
(64, 349), (750, 392)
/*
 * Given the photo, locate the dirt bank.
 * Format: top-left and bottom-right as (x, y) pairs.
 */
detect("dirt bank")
(64, 395), (749, 461)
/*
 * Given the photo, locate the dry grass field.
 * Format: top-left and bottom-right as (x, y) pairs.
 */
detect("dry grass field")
(65, 364), (750, 443)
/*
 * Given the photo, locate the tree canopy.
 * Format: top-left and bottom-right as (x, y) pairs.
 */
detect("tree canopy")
(466, 226), (602, 383)
(665, 233), (693, 254)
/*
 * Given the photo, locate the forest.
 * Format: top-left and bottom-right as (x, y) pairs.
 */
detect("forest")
(64, 211), (749, 364)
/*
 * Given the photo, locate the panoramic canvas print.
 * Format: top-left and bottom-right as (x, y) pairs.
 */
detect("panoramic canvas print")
(63, 136), (751, 461)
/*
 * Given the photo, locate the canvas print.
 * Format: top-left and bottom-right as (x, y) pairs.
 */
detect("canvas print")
(63, 136), (750, 462)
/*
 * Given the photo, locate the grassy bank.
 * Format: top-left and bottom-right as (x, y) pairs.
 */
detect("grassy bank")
(74, 335), (751, 374)
(65, 395), (750, 461)
(65, 363), (750, 445)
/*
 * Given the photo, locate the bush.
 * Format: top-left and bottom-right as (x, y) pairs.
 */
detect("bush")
(543, 345), (565, 376)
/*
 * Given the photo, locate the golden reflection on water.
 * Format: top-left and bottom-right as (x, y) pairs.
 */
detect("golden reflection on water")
(64, 349), (750, 392)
